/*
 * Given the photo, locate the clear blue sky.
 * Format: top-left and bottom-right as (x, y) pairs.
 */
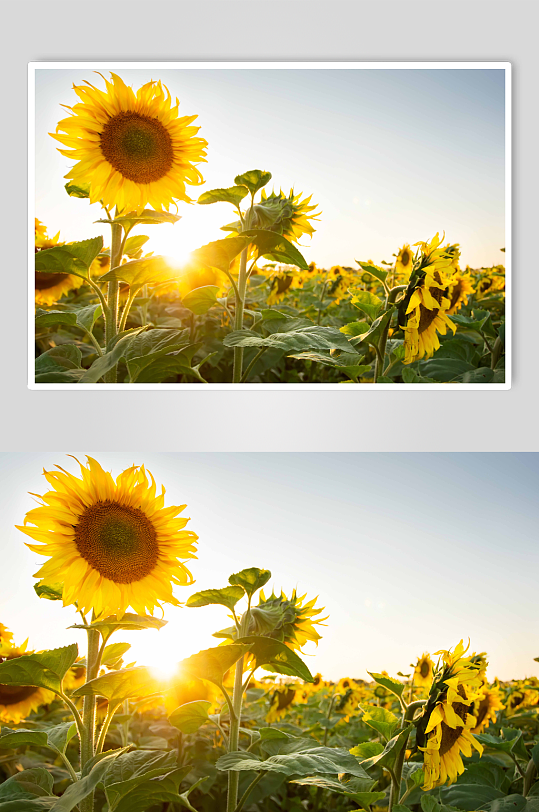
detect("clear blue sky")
(1, 452), (535, 682)
(35, 67), (506, 270)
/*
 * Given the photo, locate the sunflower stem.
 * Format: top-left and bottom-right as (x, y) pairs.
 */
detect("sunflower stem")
(232, 248), (249, 383)
(79, 626), (101, 812)
(388, 699), (425, 812)
(104, 222), (123, 383)
(226, 654), (245, 812)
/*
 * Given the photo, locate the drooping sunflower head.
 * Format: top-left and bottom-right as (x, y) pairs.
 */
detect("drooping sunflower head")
(414, 653), (435, 688)
(475, 266), (505, 299)
(256, 589), (327, 653)
(400, 266), (456, 364)
(267, 272), (299, 305)
(17, 456), (198, 618)
(259, 188), (321, 243)
(395, 244), (415, 280)
(34, 222), (84, 306)
(0, 644), (55, 724)
(414, 233), (454, 276)
(447, 271), (475, 314)
(51, 72), (208, 214)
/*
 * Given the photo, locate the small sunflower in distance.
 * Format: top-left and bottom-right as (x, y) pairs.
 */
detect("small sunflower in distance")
(17, 456), (198, 618)
(257, 589), (327, 653)
(35, 221), (83, 306)
(51, 73), (207, 214)
(470, 683), (504, 733)
(447, 271), (475, 315)
(414, 653), (435, 688)
(0, 643), (55, 724)
(395, 244), (414, 279)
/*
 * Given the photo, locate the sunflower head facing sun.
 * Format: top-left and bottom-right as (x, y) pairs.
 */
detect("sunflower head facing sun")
(51, 72), (208, 214)
(417, 640), (484, 790)
(17, 457), (198, 618)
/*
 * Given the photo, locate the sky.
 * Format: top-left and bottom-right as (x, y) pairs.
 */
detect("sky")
(34, 66), (506, 271)
(1, 452), (536, 683)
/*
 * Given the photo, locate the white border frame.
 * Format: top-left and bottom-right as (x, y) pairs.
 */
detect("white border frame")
(28, 61), (511, 390)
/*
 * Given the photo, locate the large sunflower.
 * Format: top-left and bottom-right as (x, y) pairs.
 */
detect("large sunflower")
(51, 72), (208, 214)
(17, 456), (198, 618)
(417, 641), (484, 790)
(401, 269), (456, 364)
(35, 222), (84, 306)
(0, 644), (55, 724)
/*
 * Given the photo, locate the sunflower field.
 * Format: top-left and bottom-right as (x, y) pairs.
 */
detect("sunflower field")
(1, 456), (537, 812)
(34, 72), (506, 384)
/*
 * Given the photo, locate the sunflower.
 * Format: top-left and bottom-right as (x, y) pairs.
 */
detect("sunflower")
(395, 244), (414, 280)
(266, 685), (296, 722)
(401, 268), (456, 364)
(475, 267), (505, 299)
(0, 624), (14, 652)
(63, 659), (87, 692)
(51, 72), (207, 214)
(335, 677), (363, 717)
(417, 641), (484, 790)
(267, 272), (298, 305)
(257, 589), (327, 653)
(35, 222), (84, 306)
(447, 271), (475, 315)
(16, 456), (198, 618)
(0, 644), (55, 724)
(470, 684), (504, 733)
(414, 653), (435, 688)
(259, 188), (321, 243)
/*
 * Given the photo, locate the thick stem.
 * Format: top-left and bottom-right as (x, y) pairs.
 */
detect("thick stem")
(104, 222), (123, 383)
(374, 285), (406, 383)
(389, 700), (425, 812)
(232, 248), (249, 383)
(79, 627), (101, 812)
(227, 655), (245, 812)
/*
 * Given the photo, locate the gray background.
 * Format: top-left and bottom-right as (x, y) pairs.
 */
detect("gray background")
(4, 0), (537, 451)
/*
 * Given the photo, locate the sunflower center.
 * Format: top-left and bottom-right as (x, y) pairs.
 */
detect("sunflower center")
(450, 281), (463, 309)
(420, 660), (430, 678)
(0, 684), (38, 706)
(418, 286), (444, 334)
(474, 697), (489, 728)
(74, 501), (158, 583)
(401, 250), (411, 267)
(439, 700), (468, 756)
(35, 272), (69, 290)
(100, 111), (174, 184)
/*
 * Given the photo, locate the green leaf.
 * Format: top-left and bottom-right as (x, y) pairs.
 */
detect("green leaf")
(75, 303), (103, 333)
(349, 289), (383, 320)
(103, 749), (178, 811)
(340, 321), (370, 337)
(168, 700), (212, 734)
(182, 285), (220, 315)
(290, 777), (383, 811)
(418, 356), (474, 382)
(45, 722), (78, 755)
(234, 170), (272, 195)
(351, 725), (413, 771)
(0, 728), (48, 750)
(123, 235), (149, 258)
(79, 329), (145, 383)
(237, 636), (313, 682)
(35, 310), (77, 330)
(65, 180), (91, 198)
(460, 367), (495, 383)
(401, 367), (438, 384)
(186, 586), (245, 611)
(101, 642), (131, 669)
(190, 236), (252, 273)
(0, 767), (54, 801)
(348, 742), (384, 760)
(228, 567), (271, 597)
(72, 666), (158, 706)
(198, 186), (249, 206)
(179, 644), (251, 687)
(349, 308), (394, 351)
(439, 783), (505, 810)
(33, 582), (63, 601)
(99, 255), (178, 287)
(70, 613), (167, 644)
(422, 797), (467, 812)
(224, 325), (354, 353)
(110, 767), (192, 812)
(0, 644), (78, 693)
(35, 345), (83, 384)
(98, 210), (181, 229)
(130, 350), (203, 384)
(355, 261), (389, 287)
(242, 230), (309, 271)
(367, 671), (404, 699)
(51, 748), (127, 812)
(35, 237), (103, 279)
(217, 743), (370, 780)
(359, 705), (400, 742)
(123, 328), (190, 382)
